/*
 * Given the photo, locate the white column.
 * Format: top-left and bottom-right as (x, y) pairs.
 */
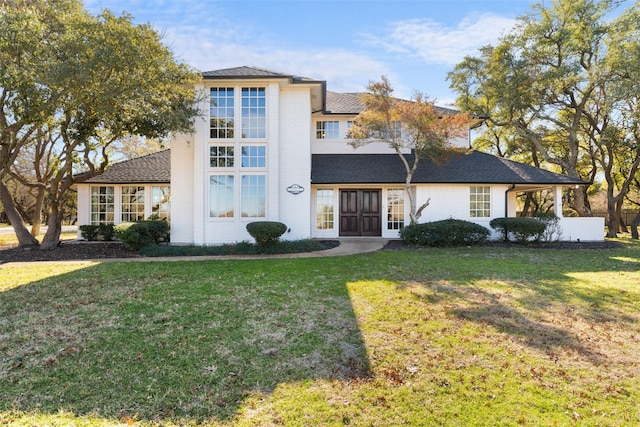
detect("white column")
(554, 186), (564, 218)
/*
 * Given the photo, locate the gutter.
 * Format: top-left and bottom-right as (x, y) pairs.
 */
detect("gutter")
(505, 184), (516, 217)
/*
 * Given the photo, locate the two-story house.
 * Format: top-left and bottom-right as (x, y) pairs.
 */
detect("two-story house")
(76, 66), (604, 243)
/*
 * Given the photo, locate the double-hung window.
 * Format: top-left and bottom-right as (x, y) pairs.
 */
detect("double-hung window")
(121, 186), (145, 222)
(152, 186), (171, 221)
(210, 88), (234, 139)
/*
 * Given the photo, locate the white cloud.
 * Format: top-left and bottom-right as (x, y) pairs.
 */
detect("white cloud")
(362, 13), (516, 66)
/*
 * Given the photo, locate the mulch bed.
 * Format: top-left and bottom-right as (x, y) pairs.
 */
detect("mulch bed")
(0, 241), (141, 264)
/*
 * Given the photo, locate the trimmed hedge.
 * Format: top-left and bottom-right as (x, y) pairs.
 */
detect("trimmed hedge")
(115, 220), (170, 251)
(400, 219), (490, 247)
(246, 221), (287, 252)
(489, 217), (546, 243)
(79, 224), (115, 241)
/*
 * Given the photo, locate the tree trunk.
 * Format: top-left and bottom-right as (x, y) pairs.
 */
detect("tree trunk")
(571, 186), (593, 217)
(40, 202), (62, 250)
(606, 191), (618, 238)
(30, 187), (46, 237)
(0, 180), (39, 247)
(631, 211), (640, 239)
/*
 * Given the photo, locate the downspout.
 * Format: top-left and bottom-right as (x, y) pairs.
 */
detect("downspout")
(505, 184), (516, 217)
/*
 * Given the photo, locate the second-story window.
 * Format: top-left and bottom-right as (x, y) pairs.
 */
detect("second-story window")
(210, 88), (234, 139)
(316, 121), (340, 139)
(242, 87), (266, 139)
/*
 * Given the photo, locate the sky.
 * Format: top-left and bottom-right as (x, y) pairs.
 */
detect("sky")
(82, 0), (544, 107)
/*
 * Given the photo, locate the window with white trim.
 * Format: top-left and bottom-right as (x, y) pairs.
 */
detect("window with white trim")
(241, 145), (266, 168)
(241, 87), (266, 138)
(210, 88), (234, 139)
(316, 121), (340, 139)
(90, 186), (114, 225)
(210, 146), (234, 167)
(152, 186), (170, 221)
(316, 189), (334, 230)
(241, 174), (266, 218)
(387, 188), (405, 230)
(210, 175), (235, 218)
(470, 186), (491, 217)
(121, 186), (145, 222)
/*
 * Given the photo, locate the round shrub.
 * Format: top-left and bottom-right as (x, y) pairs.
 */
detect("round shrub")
(400, 219), (490, 247)
(246, 221), (287, 251)
(115, 220), (170, 251)
(489, 217), (546, 243)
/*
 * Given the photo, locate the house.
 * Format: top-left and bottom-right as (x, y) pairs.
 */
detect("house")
(76, 66), (605, 243)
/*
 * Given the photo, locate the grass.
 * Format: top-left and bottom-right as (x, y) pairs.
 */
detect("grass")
(0, 229), (77, 247)
(1, 239), (640, 426)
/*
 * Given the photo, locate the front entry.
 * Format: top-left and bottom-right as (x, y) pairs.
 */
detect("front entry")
(339, 189), (382, 236)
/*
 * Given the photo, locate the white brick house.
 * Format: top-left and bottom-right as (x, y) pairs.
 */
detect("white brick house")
(76, 66), (604, 243)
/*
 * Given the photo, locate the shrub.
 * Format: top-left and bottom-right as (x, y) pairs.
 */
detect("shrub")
(80, 224), (116, 241)
(533, 212), (562, 242)
(400, 219), (490, 247)
(115, 220), (170, 251)
(79, 225), (100, 241)
(98, 224), (115, 241)
(246, 221), (287, 252)
(490, 217), (546, 243)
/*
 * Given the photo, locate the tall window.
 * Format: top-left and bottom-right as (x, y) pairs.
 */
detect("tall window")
(90, 186), (114, 225)
(387, 188), (405, 230)
(122, 186), (145, 222)
(241, 87), (266, 138)
(316, 189), (334, 230)
(470, 186), (491, 217)
(316, 121), (340, 139)
(210, 146), (234, 167)
(152, 186), (171, 221)
(210, 88), (234, 139)
(241, 175), (266, 218)
(210, 175), (234, 218)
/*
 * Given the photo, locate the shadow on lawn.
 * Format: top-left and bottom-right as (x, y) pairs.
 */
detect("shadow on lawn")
(0, 260), (371, 424)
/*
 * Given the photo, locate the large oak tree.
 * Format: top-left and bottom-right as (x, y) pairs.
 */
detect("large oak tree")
(0, 0), (200, 249)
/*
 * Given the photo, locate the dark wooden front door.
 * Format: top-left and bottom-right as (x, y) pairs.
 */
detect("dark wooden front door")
(339, 190), (381, 236)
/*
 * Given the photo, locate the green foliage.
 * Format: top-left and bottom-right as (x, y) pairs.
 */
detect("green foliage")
(79, 224), (115, 241)
(490, 217), (546, 243)
(246, 221), (288, 252)
(115, 220), (169, 251)
(533, 211), (562, 242)
(400, 219), (490, 246)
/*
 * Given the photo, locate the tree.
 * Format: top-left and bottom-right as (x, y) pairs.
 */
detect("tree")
(0, 0), (201, 249)
(348, 76), (471, 225)
(448, 0), (622, 218)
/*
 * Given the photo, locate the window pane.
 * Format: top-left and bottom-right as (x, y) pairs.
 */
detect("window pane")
(121, 186), (145, 222)
(210, 87), (234, 139)
(241, 87), (266, 139)
(241, 145), (266, 168)
(152, 186), (171, 221)
(210, 175), (234, 218)
(469, 186), (491, 218)
(210, 145), (235, 168)
(316, 121), (339, 139)
(387, 189), (405, 230)
(316, 189), (334, 230)
(241, 174), (265, 218)
(90, 186), (115, 225)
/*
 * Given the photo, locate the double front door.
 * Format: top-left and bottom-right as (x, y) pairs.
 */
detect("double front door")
(339, 189), (381, 236)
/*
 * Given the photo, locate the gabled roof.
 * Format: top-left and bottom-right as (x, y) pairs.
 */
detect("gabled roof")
(311, 151), (587, 186)
(202, 66), (322, 84)
(81, 150), (170, 184)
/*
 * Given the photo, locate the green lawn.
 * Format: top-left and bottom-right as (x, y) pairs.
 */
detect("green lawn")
(1, 241), (640, 426)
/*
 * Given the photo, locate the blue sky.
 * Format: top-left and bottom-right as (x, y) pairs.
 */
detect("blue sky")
(83, 0), (542, 106)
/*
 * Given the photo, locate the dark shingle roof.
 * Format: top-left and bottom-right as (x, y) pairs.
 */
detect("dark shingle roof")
(82, 150), (170, 184)
(202, 66), (321, 84)
(324, 91), (461, 116)
(311, 151), (587, 186)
